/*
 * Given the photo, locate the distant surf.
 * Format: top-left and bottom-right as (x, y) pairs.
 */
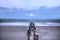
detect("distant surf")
(0, 22), (60, 26)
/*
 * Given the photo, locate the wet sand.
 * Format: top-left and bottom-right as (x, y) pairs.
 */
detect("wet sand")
(0, 26), (60, 40)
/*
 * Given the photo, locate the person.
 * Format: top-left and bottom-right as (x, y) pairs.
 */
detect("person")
(27, 22), (39, 40)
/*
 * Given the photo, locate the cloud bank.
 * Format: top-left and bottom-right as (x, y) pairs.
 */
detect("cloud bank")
(0, 0), (60, 10)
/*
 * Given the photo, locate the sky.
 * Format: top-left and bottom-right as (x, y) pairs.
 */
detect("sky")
(0, 0), (60, 9)
(0, 0), (60, 19)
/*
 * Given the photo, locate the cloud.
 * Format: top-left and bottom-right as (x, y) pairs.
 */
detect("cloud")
(0, 0), (60, 10)
(29, 0), (60, 9)
(0, 0), (28, 8)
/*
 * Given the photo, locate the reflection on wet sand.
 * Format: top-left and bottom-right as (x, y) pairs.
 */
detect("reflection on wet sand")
(0, 26), (60, 40)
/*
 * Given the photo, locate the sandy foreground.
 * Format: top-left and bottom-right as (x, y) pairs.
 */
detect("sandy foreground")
(0, 26), (60, 40)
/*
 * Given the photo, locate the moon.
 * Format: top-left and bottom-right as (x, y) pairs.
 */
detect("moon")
(30, 13), (34, 16)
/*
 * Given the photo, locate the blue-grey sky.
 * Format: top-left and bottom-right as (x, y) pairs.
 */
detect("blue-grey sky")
(0, 0), (60, 19)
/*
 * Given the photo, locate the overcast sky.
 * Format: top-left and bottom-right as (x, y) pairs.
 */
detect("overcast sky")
(0, 0), (60, 9)
(0, 0), (60, 19)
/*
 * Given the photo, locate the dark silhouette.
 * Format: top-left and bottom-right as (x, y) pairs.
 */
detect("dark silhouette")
(27, 22), (39, 40)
